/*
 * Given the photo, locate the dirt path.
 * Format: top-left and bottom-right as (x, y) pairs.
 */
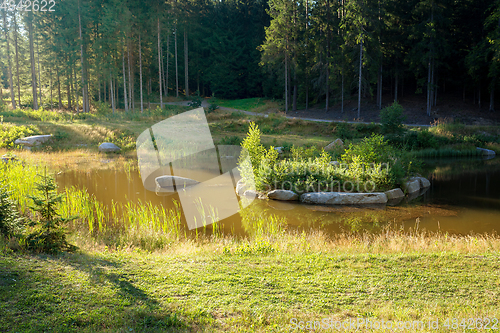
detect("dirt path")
(164, 101), (432, 127)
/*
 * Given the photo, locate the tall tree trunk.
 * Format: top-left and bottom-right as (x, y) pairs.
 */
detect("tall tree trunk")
(13, 14), (20, 107)
(127, 41), (135, 110)
(78, 1), (86, 112)
(57, 67), (62, 108)
(357, 36), (363, 119)
(37, 38), (42, 107)
(67, 69), (72, 109)
(122, 44), (128, 112)
(293, 72), (297, 112)
(36, 37), (43, 106)
(28, 13), (38, 110)
(139, 34), (143, 113)
(426, 55), (431, 116)
(285, 50), (288, 114)
(341, 74), (344, 113)
(110, 74), (115, 114)
(49, 69), (53, 110)
(74, 66), (79, 113)
(148, 76), (151, 110)
(184, 28), (189, 97)
(2, 11), (16, 109)
(305, 0), (308, 111)
(175, 24), (179, 98)
(158, 17), (163, 108)
(166, 34), (169, 97)
(325, 0), (330, 113)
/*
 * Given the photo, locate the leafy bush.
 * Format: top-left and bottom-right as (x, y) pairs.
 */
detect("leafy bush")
(24, 172), (76, 253)
(380, 102), (406, 134)
(0, 123), (39, 148)
(206, 103), (219, 113)
(341, 134), (392, 165)
(188, 97), (202, 108)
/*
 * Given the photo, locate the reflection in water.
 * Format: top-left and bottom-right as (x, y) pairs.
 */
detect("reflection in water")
(56, 157), (500, 236)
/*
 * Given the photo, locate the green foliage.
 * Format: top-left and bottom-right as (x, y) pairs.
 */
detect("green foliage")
(239, 122), (267, 183)
(341, 134), (392, 165)
(206, 103), (219, 114)
(188, 97), (202, 108)
(0, 182), (24, 237)
(25, 172), (77, 253)
(380, 102), (406, 134)
(0, 123), (39, 149)
(218, 135), (242, 146)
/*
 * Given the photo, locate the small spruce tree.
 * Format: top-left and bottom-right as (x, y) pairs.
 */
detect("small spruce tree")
(26, 171), (76, 253)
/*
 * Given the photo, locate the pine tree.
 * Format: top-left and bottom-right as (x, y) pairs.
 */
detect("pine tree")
(26, 172), (76, 253)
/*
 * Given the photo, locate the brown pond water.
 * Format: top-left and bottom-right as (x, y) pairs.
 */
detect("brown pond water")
(56, 156), (500, 236)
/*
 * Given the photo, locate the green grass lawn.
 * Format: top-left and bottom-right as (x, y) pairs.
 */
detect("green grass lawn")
(1, 245), (499, 332)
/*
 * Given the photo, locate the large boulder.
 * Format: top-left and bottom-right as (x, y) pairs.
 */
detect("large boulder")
(384, 188), (404, 200)
(236, 179), (249, 196)
(274, 146), (284, 154)
(300, 192), (388, 205)
(243, 190), (260, 198)
(385, 188), (405, 206)
(324, 138), (344, 151)
(267, 189), (299, 201)
(14, 134), (52, 147)
(98, 142), (121, 153)
(402, 179), (420, 194)
(477, 147), (496, 157)
(410, 176), (431, 188)
(155, 175), (199, 191)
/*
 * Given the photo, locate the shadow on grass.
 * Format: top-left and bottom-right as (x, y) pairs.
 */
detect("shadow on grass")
(0, 251), (194, 332)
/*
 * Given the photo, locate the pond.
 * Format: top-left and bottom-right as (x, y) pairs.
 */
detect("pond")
(56, 156), (500, 237)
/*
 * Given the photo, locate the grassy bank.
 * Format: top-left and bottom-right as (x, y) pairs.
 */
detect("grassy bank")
(1, 231), (499, 332)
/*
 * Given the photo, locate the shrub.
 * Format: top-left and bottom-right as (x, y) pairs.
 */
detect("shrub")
(0, 123), (39, 149)
(380, 102), (406, 134)
(0, 182), (24, 237)
(219, 135), (242, 146)
(188, 97), (202, 108)
(206, 103), (219, 114)
(341, 134), (392, 165)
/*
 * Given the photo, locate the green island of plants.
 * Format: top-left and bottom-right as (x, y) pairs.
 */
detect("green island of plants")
(239, 122), (416, 193)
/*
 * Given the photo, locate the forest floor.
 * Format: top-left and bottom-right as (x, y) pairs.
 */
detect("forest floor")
(272, 93), (500, 126)
(178, 93), (500, 126)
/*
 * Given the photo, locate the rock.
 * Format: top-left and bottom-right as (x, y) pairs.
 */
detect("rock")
(300, 192), (388, 205)
(329, 161), (340, 167)
(384, 188), (404, 201)
(14, 134), (52, 147)
(243, 190), (260, 198)
(236, 179), (248, 196)
(274, 146), (284, 154)
(267, 190), (299, 201)
(324, 138), (344, 151)
(402, 179), (420, 194)
(98, 142), (121, 153)
(476, 147), (496, 157)
(410, 176), (431, 188)
(155, 175), (199, 191)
